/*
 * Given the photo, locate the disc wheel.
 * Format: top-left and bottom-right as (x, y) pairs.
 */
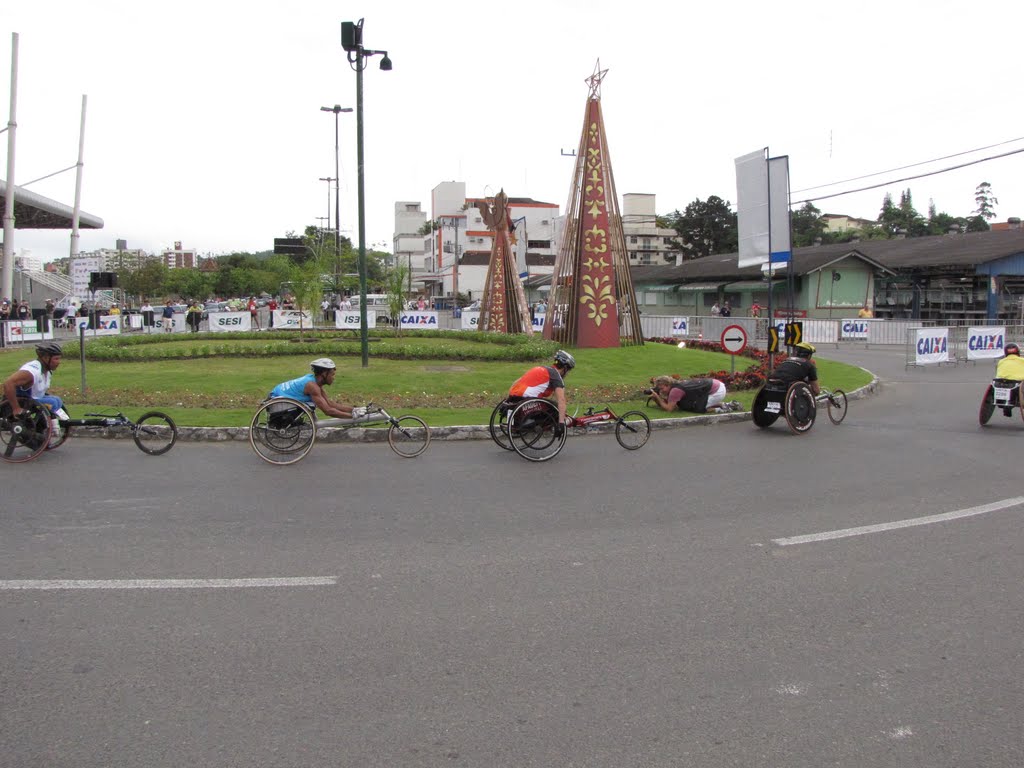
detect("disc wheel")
(508, 398), (566, 462)
(249, 398), (317, 465)
(133, 411), (179, 455)
(752, 387), (781, 429)
(46, 406), (72, 450)
(784, 382), (817, 435)
(615, 410), (651, 450)
(0, 396), (52, 463)
(387, 415), (431, 458)
(979, 385), (995, 426)
(826, 389), (848, 425)
(489, 401), (514, 450)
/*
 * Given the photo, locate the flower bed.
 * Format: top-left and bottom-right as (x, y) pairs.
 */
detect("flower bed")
(644, 336), (768, 390)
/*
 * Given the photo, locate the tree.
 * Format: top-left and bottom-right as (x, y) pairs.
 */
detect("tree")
(120, 258), (168, 301)
(790, 202), (826, 247)
(667, 196), (738, 258)
(383, 264), (409, 337)
(972, 181), (998, 222)
(163, 268), (212, 301)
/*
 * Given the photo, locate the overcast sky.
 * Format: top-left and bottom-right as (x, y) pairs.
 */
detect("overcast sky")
(4, 0), (1023, 263)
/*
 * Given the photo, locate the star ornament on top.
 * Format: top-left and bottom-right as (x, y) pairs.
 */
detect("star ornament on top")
(585, 59), (608, 98)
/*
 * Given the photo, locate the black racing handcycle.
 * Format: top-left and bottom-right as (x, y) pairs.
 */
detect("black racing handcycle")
(978, 378), (1024, 426)
(751, 381), (847, 434)
(0, 396), (179, 463)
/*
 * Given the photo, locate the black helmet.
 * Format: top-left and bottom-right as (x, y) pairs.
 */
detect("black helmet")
(554, 349), (576, 371)
(36, 342), (62, 357)
(1005, 343), (1020, 356)
(792, 342), (816, 358)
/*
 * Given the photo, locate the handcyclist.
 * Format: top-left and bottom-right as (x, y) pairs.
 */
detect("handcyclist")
(268, 358), (356, 419)
(768, 341), (820, 397)
(3, 342), (70, 425)
(995, 342), (1024, 380)
(506, 349), (576, 437)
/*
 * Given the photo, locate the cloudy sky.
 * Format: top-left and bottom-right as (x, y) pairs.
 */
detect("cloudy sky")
(4, 0), (1023, 263)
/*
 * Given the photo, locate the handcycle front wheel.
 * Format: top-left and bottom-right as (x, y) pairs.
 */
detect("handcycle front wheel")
(133, 411), (179, 455)
(979, 385), (994, 426)
(825, 389), (848, 425)
(488, 401), (514, 451)
(0, 396), (52, 463)
(508, 398), (566, 462)
(249, 398), (317, 465)
(387, 415), (431, 458)
(751, 387), (781, 429)
(615, 410), (651, 450)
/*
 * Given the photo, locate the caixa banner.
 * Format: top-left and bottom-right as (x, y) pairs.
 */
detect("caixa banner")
(74, 315), (121, 337)
(966, 326), (1005, 360)
(400, 311), (439, 330)
(915, 327), (950, 365)
(841, 319), (870, 339)
(208, 312), (252, 332)
(671, 317), (689, 336)
(335, 311), (376, 329)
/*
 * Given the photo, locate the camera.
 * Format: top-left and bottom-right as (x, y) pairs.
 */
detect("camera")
(643, 388), (654, 396)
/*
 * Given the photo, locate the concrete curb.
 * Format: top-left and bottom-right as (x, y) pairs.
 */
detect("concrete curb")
(66, 377), (881, 443)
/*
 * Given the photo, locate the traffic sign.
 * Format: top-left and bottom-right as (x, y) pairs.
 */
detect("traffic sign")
(767, 327), (780, 353)
(720, 324), (748, 355)
(784, 321), (803, 346)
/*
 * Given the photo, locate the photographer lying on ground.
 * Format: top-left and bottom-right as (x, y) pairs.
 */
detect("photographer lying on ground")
(646, 376), (741, 414)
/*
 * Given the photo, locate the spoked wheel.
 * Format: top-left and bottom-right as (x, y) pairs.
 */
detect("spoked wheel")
(784, 382), (817, 435)
(387, 415), (431, 458)
(979, 385), (995, 426)
(0, 396), (52, 463)
(489, 401), (514, 450)
(249, 398), (317, 465)
(752, 387), (781, 429)
(826, 389), (848, 425)
(615, 410), (651, 450)
(133, 411), (179, 455)
(508, 398), (566, 462)
(46, 407), (72, 450)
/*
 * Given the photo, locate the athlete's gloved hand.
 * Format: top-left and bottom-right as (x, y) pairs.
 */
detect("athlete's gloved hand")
(553, 423), (565, 438)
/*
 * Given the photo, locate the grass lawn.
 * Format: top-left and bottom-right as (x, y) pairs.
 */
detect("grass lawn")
(0, 337), (873, 427)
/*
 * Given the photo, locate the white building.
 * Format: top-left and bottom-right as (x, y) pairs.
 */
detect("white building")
(392, 201), (428, 285)
(621, 193), (681, 266)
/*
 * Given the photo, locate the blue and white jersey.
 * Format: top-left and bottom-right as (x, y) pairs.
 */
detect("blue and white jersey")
(270, 373), (316, 403)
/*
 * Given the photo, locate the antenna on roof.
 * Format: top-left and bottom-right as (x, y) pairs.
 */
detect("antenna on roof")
(561, 149), (576, 157)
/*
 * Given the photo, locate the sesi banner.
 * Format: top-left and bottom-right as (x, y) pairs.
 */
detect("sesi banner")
(461, 311), (480, 330)
(208, 311), (252, 332)
(335, 310), (376, 329)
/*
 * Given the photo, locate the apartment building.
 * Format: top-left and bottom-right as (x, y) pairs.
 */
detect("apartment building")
(161, 241), (198, 269)
(392, 201), (428, 285)
(621, 193), (681, 266)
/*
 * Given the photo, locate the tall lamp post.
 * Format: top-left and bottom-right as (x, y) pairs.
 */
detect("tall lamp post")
(319, 105), (352, 298)
(342, 18), (391, 367)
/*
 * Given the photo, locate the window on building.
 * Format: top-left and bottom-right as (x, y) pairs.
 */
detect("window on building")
(527, 240), (551, 249)
(630, 236), (638, 244)
(663, 292), (682, 306)
(541, 219), (550, 225)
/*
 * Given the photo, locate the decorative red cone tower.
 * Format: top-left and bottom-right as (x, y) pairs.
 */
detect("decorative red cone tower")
(543, 61), (643, 348)
(476, 190), (533, 335)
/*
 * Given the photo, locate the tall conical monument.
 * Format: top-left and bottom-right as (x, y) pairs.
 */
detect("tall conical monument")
(475, 190), (533, 335)
(543, 61), (643, 347)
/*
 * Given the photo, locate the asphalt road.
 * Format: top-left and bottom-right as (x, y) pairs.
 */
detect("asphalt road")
(2, 346), (1022, 767)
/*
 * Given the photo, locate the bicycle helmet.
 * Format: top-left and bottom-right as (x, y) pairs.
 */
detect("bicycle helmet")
(553, 349), (576, 371)
(792, 342), (816, 358)
(1005, 343), (1020, 356)
(310, 357), (337, 372)
(36, 342), (63, 357)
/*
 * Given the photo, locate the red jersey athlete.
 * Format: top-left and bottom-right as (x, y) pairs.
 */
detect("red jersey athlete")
(508, 350), (576, 437)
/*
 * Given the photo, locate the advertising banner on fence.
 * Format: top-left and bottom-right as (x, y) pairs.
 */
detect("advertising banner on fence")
(966, 326), (1005, 360)
(2, 321), (54, 343)
(915, 327), (949, 365)
(400, 311), (439, 330)
(841, 318), (870, 339)
(671, 317), (689, 336)
(207, 311), (252, 332)
(272, 310), (314, 330)
(334, 310), (376, 329)
(72, 315), (122, 337)
(461, 311), (480, 330)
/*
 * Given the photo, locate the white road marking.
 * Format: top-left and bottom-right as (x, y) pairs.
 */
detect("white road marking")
(772, 496), (1024, 547)
(0, 577), (337, 590)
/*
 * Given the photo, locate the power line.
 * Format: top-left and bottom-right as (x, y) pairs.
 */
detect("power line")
(793, 134), (1024, 194)
(792, 147), (1024, 207)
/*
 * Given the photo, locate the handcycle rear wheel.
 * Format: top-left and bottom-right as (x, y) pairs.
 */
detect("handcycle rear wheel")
(784, 381), (817, 435)
(825, 389), (848, 425)
(133, 411), (179, 455)
(249, 398), (317, 465)
(978, 385), (995, 426)
(387, 415), (431, 458)
(0, 396), (52, 463)
(508, 398), (566, 462)
(615, 410), (651, 450)
(488, 401), (514, 450)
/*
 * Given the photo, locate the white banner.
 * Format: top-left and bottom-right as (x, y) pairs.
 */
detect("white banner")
(400, 311), (440, 330)
(128, 314), (145, 330)
(335, 310), (376, 329)
(2, 321), (54, 343)
(208, 311), (252, 332)
(915, 327), (950, 365)
(735, 148), (769, 268)
(671, 317), (689, 336)
(74, 315), (122, 337)
(768, 155), (791, 263)
(840, 318), (871, 339)
(69, 255), (101, 299)
(461, 311), (480, 330)
(966, 326), (1006, 360)
(272, 310), (314, 330)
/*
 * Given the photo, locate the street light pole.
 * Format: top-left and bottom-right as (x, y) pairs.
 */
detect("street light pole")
(318, 176), (332, 233)
(343, 18), (391, 368)
(319, 105), (352, 298)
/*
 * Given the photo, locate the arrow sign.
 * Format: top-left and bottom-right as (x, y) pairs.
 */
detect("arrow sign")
(720, 324), (748, 355)
(784, 321), (803, 346)
(767, 327), (780, 353)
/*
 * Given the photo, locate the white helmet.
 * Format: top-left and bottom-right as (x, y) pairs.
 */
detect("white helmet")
(310, 357), (337, 371)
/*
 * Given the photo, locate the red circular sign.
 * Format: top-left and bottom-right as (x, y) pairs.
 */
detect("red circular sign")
(720, 324), (748, 354)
